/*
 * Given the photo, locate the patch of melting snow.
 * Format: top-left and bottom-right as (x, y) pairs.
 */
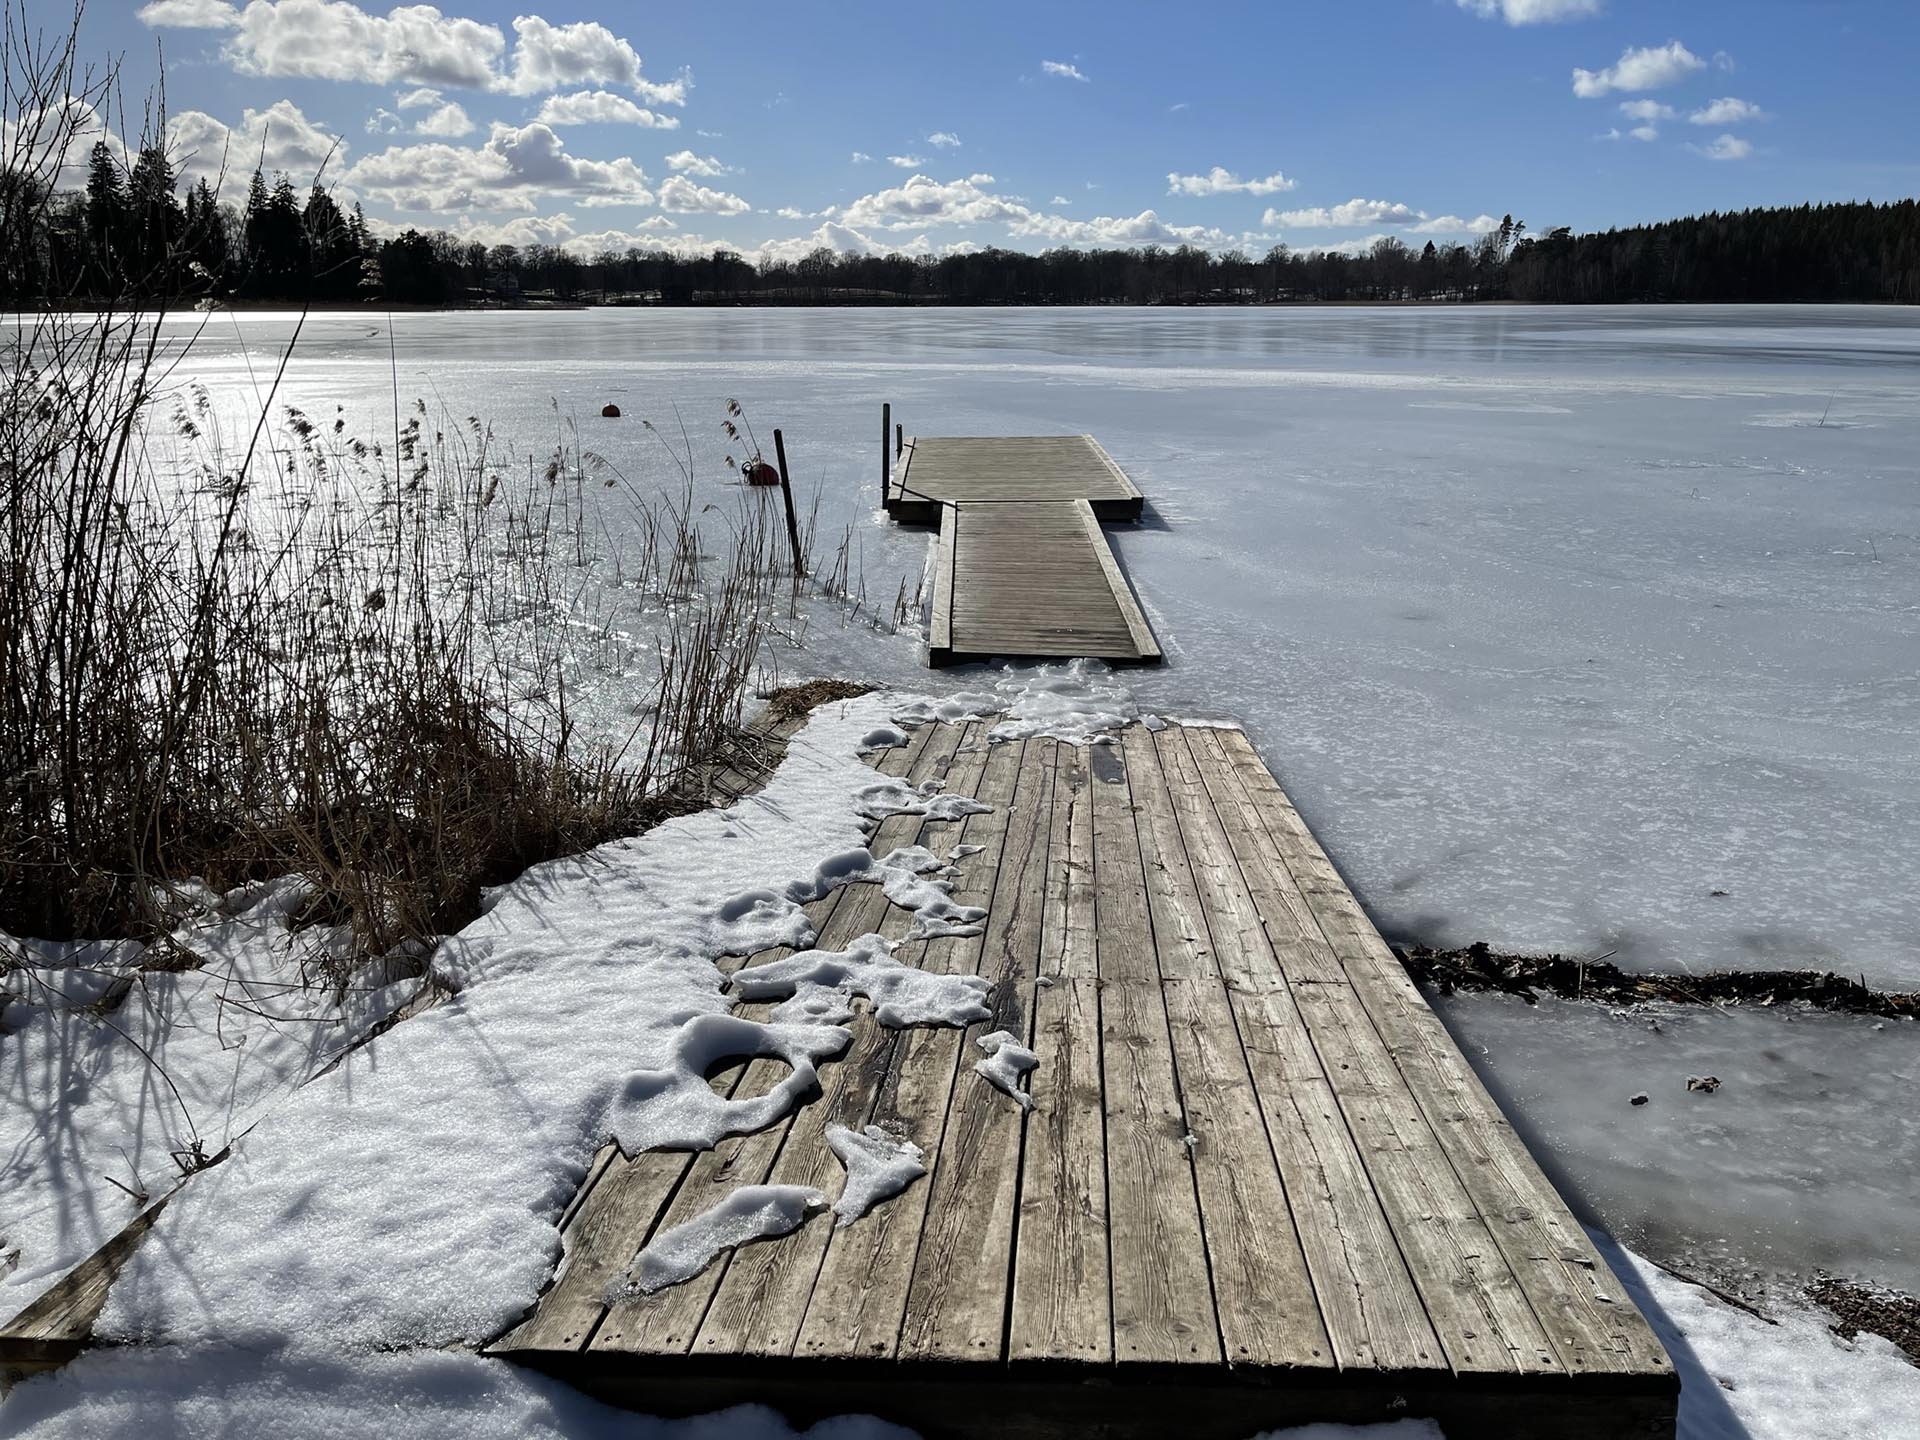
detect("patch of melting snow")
(973, 1030), (1038, 1110)
(826, 1124), (926, 1227)
(611, 1015), (852, 1154)
(891, 658), (1140, 745)
(855, 778), (989, 825)
(731, 934), (992, 1029)
(613, 1185), (828, 1298)
(768, 982), (855, 1027)
(856, 724), (909, 754)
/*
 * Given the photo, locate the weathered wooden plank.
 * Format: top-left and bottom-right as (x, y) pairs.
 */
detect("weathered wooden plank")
(1086, 739), (1221, 1366)
(793, 733), (1021, 1359)
(1196, 728), (1566, 1378)
(1008, 739), (1109, 1364)
(0, 1201), (167, 1372)
(1176, 725), (1445, 1374)
(1122, 728), (1333, 1371)
(929, 508), (956, 659)
(1209, 728), (1672, 1381)
(899, 738), (1057, 1361)
(1075, 499), (1160, 661)
(1042, 742), (1099, 984)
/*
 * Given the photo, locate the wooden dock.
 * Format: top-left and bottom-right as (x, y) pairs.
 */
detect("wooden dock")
(491, 716), (1679, 1440)
(885, 435), (1159, 667)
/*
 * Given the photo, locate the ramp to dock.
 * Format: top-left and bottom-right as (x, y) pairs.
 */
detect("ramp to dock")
(929, 499), (1159, 666)
(491, 717), (1679, 1440)
(886, 434), (1158, 667)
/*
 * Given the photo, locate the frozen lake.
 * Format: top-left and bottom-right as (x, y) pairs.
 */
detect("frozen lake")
(160, 303), (1920, 988)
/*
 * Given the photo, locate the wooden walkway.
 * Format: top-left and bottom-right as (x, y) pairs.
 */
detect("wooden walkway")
(886, 436), (1159, 668)
(492, 718), (1678, 1440)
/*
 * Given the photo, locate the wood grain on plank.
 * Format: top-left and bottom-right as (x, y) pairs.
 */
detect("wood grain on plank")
(1196, 728), (1563, 1378)
(1177, 725), (1445, 1374)
(1124, 728), (1332, 1371)
(1009, 738), (1110, 1367)
(793, 732), (1018, 1360)
(899, 738), (1057, 1361)
(934, 499), (1159, 664)
(1087, 738), (1221, 1366)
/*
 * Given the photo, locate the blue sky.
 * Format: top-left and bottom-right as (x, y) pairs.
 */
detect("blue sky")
(78, 0), (1920, 261)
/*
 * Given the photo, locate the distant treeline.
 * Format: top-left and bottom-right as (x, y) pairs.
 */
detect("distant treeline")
(6, 142), (1917, 308)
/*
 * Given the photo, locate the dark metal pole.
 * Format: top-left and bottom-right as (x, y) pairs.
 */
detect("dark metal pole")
(882, 402), (891, 498)
(895, 422), (904, 457)
(773, 428), (804, 578)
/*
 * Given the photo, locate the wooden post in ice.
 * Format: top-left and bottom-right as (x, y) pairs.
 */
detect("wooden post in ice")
(882, 403), (891, 496)
(773, 428), (804, 579)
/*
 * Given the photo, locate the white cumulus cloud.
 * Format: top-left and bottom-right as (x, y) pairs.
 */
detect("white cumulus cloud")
(217, 0), (506, 89)
(1692, 133), (1752, 161)
(1689, 96), (1765, 125)
(502, 14), (681, 102)
(838, 172), (1229, 250)
(136, 0), (240, 27)
(1619, 99), (1675, 122)
(167, 99), (346, 198)
(657, 174), (749, 214)
(665, 150), (733, 177)
(1265, 197), (1422, 228)
(1572, 40), (1704, 98)
(886, 154), (924, 168)
(927, 131), (961, 148)
(534, 90), (678, 129)
(1041, 60), (1087, 82)
(345, 120), (653, 213)
(414, 101), (473, 138)
(1167, 166), (1295, 197)
(1457, 0), (1600, 22)
(154, 3), (686, 102)
(1408, 214), (1500, 235)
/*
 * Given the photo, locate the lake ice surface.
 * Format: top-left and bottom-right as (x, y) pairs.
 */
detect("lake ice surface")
(152, 303), (1920, 986)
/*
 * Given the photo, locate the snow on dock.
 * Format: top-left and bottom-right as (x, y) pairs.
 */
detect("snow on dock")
(886, 435), (1160, 667)
(489, 715), (1678, 1439)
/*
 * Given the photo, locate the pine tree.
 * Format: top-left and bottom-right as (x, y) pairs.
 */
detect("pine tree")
(83, 140), (127, 296)
(182, 177), (229, 291)
(126, 144), (183, 295)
